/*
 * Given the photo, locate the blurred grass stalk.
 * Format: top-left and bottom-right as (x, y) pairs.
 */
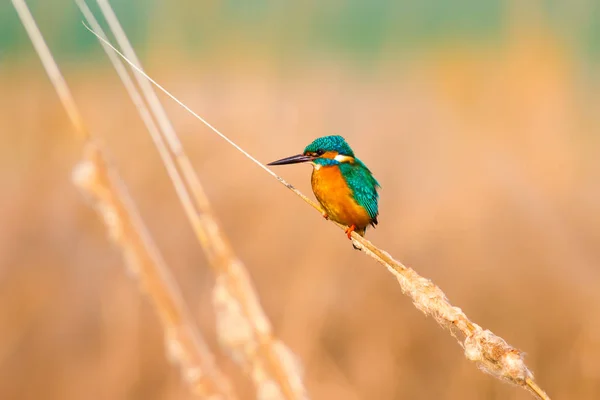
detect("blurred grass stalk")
(10, 0), (236, 398)
(83, 0), (308, 398)
(13, 0), (308, 398)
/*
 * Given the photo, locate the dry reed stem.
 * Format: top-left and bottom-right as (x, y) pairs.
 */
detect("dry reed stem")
(71, 145), (236, 399)
(10, 0), (89, 140)
(84, 20), (552, 400)
(81, 1), (308, 399)
(11, 1), (235, 398)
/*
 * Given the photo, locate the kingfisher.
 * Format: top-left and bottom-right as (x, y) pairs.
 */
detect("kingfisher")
(268, 135), (380, 241)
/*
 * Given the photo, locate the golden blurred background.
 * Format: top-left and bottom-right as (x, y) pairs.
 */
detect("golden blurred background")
(1, 1), (599, 399)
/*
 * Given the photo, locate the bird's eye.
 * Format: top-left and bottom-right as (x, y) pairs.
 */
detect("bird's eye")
(316, 149), (325, 156)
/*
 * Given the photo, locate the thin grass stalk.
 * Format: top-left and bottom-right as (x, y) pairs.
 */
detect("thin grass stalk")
(10, 1), (88, 140)
(79, 1), (308, 399)
(71, 146), (236, 399)
(11, 1), (235, 398)
(83, 22), (552, 400)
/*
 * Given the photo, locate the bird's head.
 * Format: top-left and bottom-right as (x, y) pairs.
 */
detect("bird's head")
(268, 135), (355, 167)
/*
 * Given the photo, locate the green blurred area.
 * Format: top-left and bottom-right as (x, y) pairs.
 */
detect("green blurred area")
(1, 0), (599, 63)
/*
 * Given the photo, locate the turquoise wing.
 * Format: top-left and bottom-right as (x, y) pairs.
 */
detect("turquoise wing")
(340, 159), (380, 224)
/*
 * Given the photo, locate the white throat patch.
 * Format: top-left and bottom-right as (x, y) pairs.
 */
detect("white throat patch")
(334, 154), (354, 163)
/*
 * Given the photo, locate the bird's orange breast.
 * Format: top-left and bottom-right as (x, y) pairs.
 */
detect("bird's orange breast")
(311, 165), (372, 233)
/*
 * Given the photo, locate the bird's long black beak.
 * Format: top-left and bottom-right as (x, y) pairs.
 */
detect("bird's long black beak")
(267, 154), (315, 166)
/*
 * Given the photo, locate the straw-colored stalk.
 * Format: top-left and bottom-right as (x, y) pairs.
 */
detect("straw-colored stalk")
(72, 144), (236, 399)
(84, 13), (551, 399)
(77, 1), (307, 399)
(351, 236), (549, 400)
(11, 1), (235, 398)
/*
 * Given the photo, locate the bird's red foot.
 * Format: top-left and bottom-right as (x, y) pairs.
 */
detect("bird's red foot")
(322, 212), (329, 220)
(344, 224), (356, 239)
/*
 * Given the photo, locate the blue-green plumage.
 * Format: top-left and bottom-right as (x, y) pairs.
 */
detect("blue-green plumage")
(304, 135), (355, 157)
(340, 160), (380, 224)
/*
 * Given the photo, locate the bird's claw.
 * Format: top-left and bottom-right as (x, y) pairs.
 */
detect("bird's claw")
(344, 224), (356, 240)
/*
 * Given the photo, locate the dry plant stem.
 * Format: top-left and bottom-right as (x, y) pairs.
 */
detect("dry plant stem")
(72, 145), (236, 400)
(84, 25), (552, 400)
(349, 236), (550, 400)
(11, 1), (235, 398)
(83, 1), (308, 399)
(11, 0), (88, 140)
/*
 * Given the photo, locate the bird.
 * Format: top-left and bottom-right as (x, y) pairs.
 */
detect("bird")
(268, 135), (380, 241)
